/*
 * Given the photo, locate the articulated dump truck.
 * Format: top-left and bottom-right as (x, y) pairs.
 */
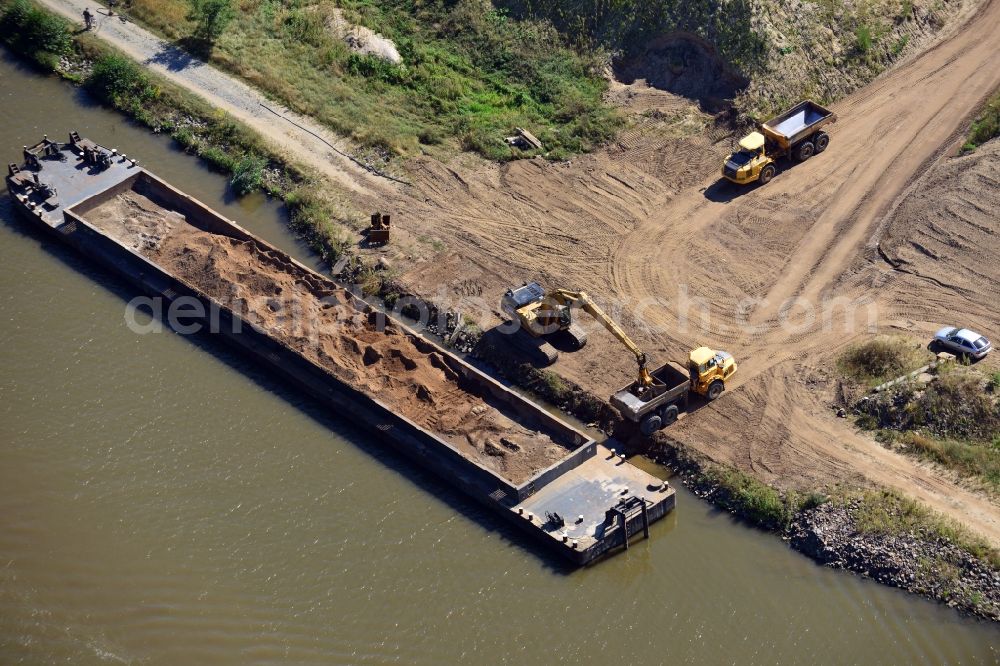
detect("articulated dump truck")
(722, 100), (837, 185)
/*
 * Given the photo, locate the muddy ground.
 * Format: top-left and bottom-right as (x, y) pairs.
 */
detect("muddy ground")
(83, 191), (573, 485)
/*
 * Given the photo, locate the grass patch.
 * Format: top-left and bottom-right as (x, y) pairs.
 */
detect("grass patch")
(105, 0), (625, 161)
(845, 488), (999, 568)
(540, 370), (570, 399)
(854, 24), (873, 53)
(901, 432), (1000, 492)
(962, 87), (1000, 152)
(891, 35), (909, 57)
(701, 466), (807, 531)
(837, 336), (932, 386)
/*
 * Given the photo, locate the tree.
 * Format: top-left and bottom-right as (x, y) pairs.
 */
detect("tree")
(187, 0), (235, 43)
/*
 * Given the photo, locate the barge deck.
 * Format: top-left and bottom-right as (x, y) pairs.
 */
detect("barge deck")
(6, 135), (675, 564)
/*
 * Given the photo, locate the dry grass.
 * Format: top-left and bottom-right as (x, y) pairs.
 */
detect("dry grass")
(837, 335), (933, 386)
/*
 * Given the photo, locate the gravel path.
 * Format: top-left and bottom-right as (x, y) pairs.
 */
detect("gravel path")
(38, 0), (391, 197)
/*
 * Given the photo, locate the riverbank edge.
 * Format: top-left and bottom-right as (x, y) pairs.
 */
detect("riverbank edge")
(1, 0), (368, 271)
(3, 1), (997, 623)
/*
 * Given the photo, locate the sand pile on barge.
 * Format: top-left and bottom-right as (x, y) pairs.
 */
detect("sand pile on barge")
(85, 192), (569, 484)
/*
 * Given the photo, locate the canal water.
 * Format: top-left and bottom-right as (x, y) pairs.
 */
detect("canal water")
(0, 52), (996, 664)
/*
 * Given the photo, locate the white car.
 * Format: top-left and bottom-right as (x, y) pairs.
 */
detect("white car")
(933, 327), (992, 359)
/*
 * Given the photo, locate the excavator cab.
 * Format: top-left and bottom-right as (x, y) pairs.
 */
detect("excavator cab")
(500, 282), (587, 346)
(688, 346), (737, 401)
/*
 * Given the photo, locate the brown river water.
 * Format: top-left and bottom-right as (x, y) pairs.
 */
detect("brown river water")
(0, 52), (997, 664)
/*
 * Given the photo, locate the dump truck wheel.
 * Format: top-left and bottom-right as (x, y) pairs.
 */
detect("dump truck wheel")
(661, 404), (679, 426)
(796, 141), (815, 161)
(640, 414), (662, 436)
(814, 132), (830, 153)
(759, 165), (776, 184)
(707, 380), (725, 401)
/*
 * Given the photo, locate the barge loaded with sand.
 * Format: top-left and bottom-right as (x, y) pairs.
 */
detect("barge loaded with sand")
(6, 134), (675, 564)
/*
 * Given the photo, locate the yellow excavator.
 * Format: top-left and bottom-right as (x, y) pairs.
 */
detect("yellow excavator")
(501, 281), (654, 381)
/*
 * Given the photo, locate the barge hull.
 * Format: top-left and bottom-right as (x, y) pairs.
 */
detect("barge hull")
(7, 136), (675, 564)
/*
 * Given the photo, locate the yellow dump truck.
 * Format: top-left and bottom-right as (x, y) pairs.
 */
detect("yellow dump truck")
(611, 347), (738, 436)
(722, 100), (837, 185)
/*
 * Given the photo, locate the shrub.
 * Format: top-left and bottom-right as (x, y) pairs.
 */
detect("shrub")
(838, 336), (930, 385)
(0, 0), (72, 70)
(855, 25), (873, 53)
(962, 90), (1000, 152)
(86, 53), (157, 108)
(230, 153), (266, 196)
(187, 0), (234, 43)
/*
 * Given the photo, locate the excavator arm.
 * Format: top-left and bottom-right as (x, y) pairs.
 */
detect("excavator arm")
(547, 289), (654, 387)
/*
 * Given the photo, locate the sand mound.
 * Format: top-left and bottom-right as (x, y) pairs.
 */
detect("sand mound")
(328, 8), (402, 65)
(85, 191), (569, 485)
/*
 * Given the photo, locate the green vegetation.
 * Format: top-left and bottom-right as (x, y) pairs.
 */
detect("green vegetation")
(962, 88), (1000, 152)
(701, 466), (824, 531)
(858, 370), (1000, 441)
(837, 336), (932, 386)
(845, 488), (999, 568)
(700, 464), (999, 570)
(117, 0), (622, 161)
(0, 0), (72, 71)
(901, 432), (1000, 492)
(187, 0), (235, 44)
(854, 368), (1000, 491)
(86, 53), (158, 110)
(498, 0), (767, 76)
(891, 35), (909, 57)
(854, 24), (873, 53)
(230, 153), (267, 196)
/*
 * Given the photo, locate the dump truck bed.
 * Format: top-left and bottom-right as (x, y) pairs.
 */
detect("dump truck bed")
(611, 362), (690, 423)
(762, 100), (836, 149)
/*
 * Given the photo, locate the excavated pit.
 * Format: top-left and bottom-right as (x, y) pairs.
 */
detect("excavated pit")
(82, 190), (572, 485)
(613, 32), (747, 109)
